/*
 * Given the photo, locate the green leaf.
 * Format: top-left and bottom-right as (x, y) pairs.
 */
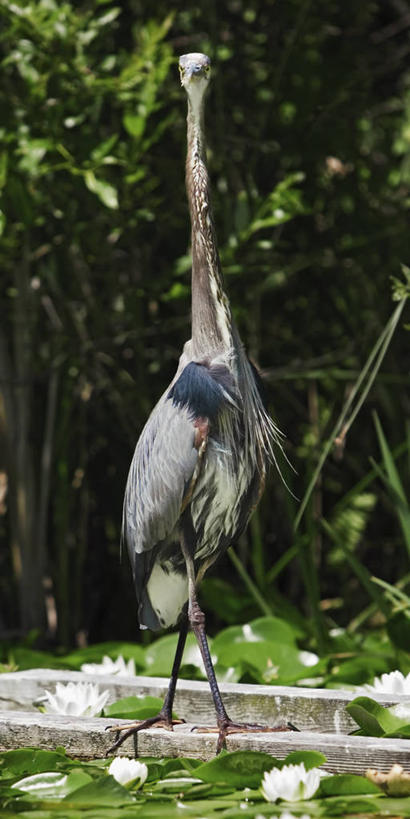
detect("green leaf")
(329, 492), (377, 561)
(328, 655), (391, 686)
(0, 748), (73, 778)
(11, 770), (92, 799)
(212, 616), (301, 651)
(346, 696), (386, 736)
(91, 135), (119, 163)
(387, 609), (410, 651)
(7, 648), (68, 671)
(63, 775), (134, 806)
(84, 171), (118, 209)
(161, 758), (202, 775)
(123, 114), (146, 138)
(95, 7), (121, 26)
(319, 773), (382, 796)
(211, 616), (317, 684)
(284, 750), (326, 770)
(17, 138), (52, 177)
(61, 641), (145, 670)
(144, 632), (206, 677)
(195, 750), (280, 788)
(104, 695), (163, 720)
(213, 639), (320, 684)
(0, 151), (8, 189)
(373, 411), (410, 556)
(345, 696), (410, 737)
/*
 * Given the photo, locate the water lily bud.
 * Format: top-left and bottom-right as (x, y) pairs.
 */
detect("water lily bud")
(108, 757), (148, 788)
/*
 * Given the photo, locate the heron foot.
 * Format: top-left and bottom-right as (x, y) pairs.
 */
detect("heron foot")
(193, 719), (295, 754)
(106, 713), (185, 755)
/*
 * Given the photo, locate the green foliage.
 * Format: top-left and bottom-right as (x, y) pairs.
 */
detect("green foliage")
(1, 747), (409, 817)
(2, 612), (408, 689)
(62, 643), (146, 671)
(194, 750), (280, 788)
(347, 696), (410, 739)
(104, 695), (163, 721)
(0, 0), (409, 665)
(372, 413), (410, 557)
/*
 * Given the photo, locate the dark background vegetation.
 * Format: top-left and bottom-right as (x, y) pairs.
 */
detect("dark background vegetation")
(0, 0), (409, 652)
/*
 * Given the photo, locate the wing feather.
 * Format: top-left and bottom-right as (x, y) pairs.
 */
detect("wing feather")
(122, 394), (198, 564)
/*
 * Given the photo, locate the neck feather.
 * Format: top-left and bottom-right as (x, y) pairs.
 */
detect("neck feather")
(186, 96), (232, 357)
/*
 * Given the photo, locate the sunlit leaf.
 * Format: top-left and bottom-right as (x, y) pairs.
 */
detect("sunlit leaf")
(195, 750), (280, 788)
(144, 632), (208, 677)
(123, 114), (146, 138)
(284, 750), (326, 770)
(319, 773), (382, 796)
(63, 775), (134, 805)
(104, 695), (163, 720)
(347, 696), (410, 738)
(84, 171), (118, 209)
(11, 770), (92, 799)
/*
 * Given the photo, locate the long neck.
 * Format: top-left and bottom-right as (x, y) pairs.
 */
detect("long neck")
(186, 96), (233, 358)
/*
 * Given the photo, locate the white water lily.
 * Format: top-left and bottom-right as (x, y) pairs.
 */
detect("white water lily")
(108, 757), (148, 788)
(81, 655), (136, 677)
(298, 650), (319, 667)
(359, 670), (410, 695)
(261, 763), (321, 802)
(391, 702), (410, 721)
(42, 681), (110, 716)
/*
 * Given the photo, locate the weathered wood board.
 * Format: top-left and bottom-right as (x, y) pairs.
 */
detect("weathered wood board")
(1, 710), (410, 775)
(1, 670), (410, 773)
(2, 668), (409, 733)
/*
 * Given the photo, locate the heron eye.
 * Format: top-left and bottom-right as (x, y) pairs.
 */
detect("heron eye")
(205, 66), (210, 72)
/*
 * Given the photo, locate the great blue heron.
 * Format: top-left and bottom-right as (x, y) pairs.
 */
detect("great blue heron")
(108, 52), (287, 754)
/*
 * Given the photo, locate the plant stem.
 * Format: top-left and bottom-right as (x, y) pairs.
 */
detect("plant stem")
(294, 298), (407, 532)
(228, 547), (273, 616)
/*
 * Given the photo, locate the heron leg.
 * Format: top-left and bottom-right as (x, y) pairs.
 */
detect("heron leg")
(181, 538), (291, 753)
(106, 616), (188, 754)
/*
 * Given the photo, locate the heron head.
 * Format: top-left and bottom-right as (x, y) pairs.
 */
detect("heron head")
(179, 53), (211, 105)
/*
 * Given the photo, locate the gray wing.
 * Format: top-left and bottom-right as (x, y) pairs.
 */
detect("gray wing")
(122, 393), (199, 567)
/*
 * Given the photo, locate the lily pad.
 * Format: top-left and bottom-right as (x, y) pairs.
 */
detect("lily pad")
(318, 773), (382, 796)
(144, 632), (208, 677)
(0, 748), (75, 778)
(195, 749), (281, 787)
(104, 695), (164, 721)
(213, 638), (321, 684)
(63, 776), (134, 806)
(347, 696), (410, 738)
(11, 770), (92, 800)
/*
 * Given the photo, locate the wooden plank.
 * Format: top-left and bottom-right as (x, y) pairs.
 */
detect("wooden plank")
(2, 669), (409, 736)
(0, 710), (409, 775)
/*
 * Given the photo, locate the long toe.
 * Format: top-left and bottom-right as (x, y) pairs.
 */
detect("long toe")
(215, 719), (294, 754)
(106, 714), (184, 755)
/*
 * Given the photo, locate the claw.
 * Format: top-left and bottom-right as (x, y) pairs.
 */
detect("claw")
(187, 718), (295, 754)
(105, 714), (185, 755)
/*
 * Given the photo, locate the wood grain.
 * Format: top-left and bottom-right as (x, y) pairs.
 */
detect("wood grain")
(1, 710), (409, 774)
(1, 669), (409, 734)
